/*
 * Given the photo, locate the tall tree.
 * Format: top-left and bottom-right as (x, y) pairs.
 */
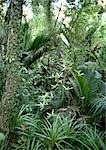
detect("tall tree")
(46, 0), (52, 32)
(0, 0), (24, 135)
(0, 0), (4, 51)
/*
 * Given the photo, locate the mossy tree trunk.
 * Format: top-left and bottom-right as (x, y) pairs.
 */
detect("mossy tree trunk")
(0, 0), (24, 135)
(46, 0), (52, 32)
(0, 0), (4, 51)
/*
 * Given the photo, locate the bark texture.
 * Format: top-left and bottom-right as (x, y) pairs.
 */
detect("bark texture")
(0, 0), (23, 134)
(0, 0), (4, 50)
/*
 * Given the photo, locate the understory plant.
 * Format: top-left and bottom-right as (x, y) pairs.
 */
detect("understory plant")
(0, 0), (106, 149)
(4, 107), (105, 150)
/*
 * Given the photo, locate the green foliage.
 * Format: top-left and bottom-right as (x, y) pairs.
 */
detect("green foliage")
(28, 34), (50, 51)
(78, 128), (106, 150)
(0, 133), (5, 141)
(22, 34), (50, 67)
(4, 108), (106, 149)
(0, 0), (106, 149)
(91, 95), (106, 116)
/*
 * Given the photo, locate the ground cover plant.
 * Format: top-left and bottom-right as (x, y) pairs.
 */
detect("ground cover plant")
(0, 0), (106, 149)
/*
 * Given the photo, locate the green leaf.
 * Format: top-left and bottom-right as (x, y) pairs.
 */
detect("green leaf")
(77, 75), (90, 100)
(0, 133), (5, 141)
(28, 34), (50, 52)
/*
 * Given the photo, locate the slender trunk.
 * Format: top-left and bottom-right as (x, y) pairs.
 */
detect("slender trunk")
(46, 0), (52, 33)
(0, 0), (4, 51)
(0, 0), (23, 134)
(0, 0), (5, 100)
(0, 0), (4, 25)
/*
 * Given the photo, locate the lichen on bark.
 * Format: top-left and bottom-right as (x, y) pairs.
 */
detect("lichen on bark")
(0, 0), (24, 134)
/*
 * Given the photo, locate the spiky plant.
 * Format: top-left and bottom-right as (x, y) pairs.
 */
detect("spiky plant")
(77, 127), (106, 150)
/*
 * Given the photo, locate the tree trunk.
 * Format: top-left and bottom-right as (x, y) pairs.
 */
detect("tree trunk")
(46, 0), (52, 32)
(0, 0), (23, 134)
(0, 0), (4, 51)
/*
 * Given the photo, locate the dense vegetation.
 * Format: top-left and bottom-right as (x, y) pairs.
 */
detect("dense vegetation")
(0, 0), (106, 149)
